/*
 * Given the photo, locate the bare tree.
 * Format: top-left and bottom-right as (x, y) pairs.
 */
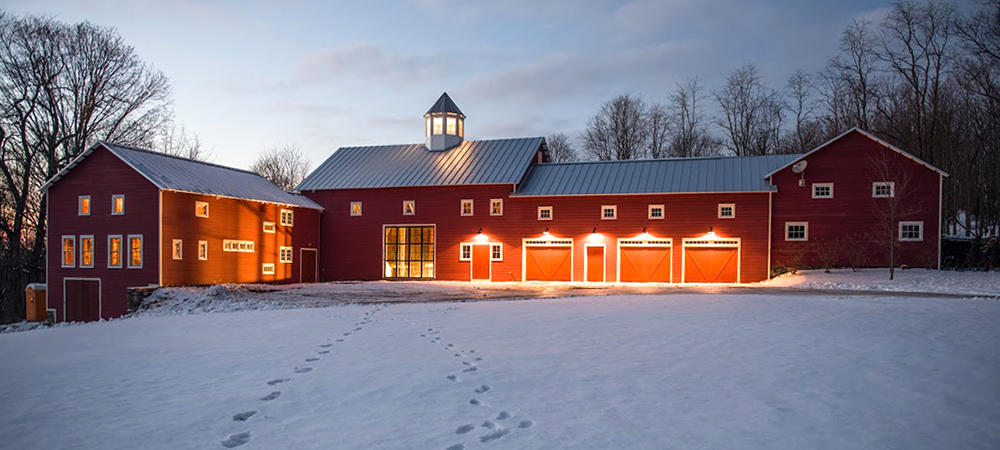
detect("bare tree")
(781, 70), (825, 153)
(582, 93), (649, 160)
(828, 18), (881, 130)
(666, 77), (719, 157)
(546, 133), (577, 162)
(250, 144), (312, 192)
(156, 123), (211, 161)
(714, 63), (783, 156)
(646, 102), (669, 159)
(869, 150), (926, 280)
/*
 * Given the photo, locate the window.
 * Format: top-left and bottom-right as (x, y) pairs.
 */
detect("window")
(458, 119), (464, 137)
(198, 240), (208, 261)
(432, 116), (443, 134)
(491, 244), (503, 261)
(262, 263), (275, 275)
(263, 222), (276, 233)
(460, 199), (473, 216)
(812, 183), (834, 199)
(785, 222), (809, 241)
(195, 201), (209, 218)
(62, 236), (75, 267)
(112, 195), (125, 215)
(108, 235), (122, 268)
(80, 236), (94, 268)
(899, 221), (924, 241)
(223, 240), (256, 252)
(459, 243), (472, 261)
(384, 226), (435, 278)
(718, 203), (735, 219)
(280, 209), (294, 226)
(402, 201), (415, 216)
(490, 199), (503, 216)
(351, 202), (362, 217)
(873, 182), (895, 198)
(649, 205), (664, 219)
(172, 239), (183, 260)
(280, 246), (293, 263)
(538, 206), (553, 221)
(601, 205), (617, 220)
(128, 235), (143, 268)
(78, 196), (90, 216)
(446, 116), (457, 135)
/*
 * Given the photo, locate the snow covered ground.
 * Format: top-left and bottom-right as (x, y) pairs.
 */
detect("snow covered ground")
(1, 293), (998, 450)
(765, 268), (1000, 296)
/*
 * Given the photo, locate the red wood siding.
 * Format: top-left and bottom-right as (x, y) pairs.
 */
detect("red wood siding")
(46, 146), (160, 321)
(160, 191), (321, 285)
(771, 130), (942, 269)
(305, 186), (772, 283)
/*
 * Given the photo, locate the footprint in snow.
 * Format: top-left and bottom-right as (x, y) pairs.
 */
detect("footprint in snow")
(445, 445), (465, 450)
(474, 357), (483, 362)
(454, 353), (462, 357)
(294, 367), (313, 374)
(519, 420), (534, 429)
(260, 391), (281, 401)
(420, 334), (426, 338)
(469, 399), (482, 406)
(336, 339), (344, 342)
(482, 420), (497, 429)
(221, 431), (251, 448)
(318, 350), (330, 355)
(446, 375), (460, 382)
(462, 367), (478, 373)
(474, 385), (491, 394)
(496, 411), (511, 420)
(343, 332), (351, 336)
(456, 424), (475, 434)
(266, 378), (290, 386)
(320, 344), (332, 348)
(232, 411), (256, 422)
(479, 428), (510, 443)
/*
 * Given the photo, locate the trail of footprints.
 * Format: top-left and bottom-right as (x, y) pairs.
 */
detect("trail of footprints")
(218, 304), (387, 447)
(418, 326), (534, 449)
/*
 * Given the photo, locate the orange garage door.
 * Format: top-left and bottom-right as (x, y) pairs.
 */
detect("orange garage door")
(525, 246), (572, 281)
(684, 247), (738, 283)
(619, 247), (671, 282)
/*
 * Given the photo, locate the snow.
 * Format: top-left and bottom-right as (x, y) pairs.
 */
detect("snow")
(2, 293), (999, 450)
(764, 268), (1000, 296)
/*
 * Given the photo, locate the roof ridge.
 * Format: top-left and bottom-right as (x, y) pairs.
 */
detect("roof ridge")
(98, 140), (262, 177)
(336, 136), (542, 152)
(535, 153), (803, 167)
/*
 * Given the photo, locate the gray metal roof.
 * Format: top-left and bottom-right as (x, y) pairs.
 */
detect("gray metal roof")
(296, 137), (544, 191)
(425, 92), (464, 117)
(513, 154), (802, 196)
(41, 142), (323, 210)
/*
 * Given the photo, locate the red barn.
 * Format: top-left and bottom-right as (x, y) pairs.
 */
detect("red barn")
(42, 142), (322, 321)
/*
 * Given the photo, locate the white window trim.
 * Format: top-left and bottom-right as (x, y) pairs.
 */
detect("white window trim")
(79, 235), (94, 268)
(490, 199), (503, 216)
(873, 182), (895, 198)
(460, 199), (473, 216)
(280, 209), (294, 226)
(402, 201), (415, 216)
(78, 196), (90, 216)
(172, 239), (183, 260)
(648, 204), (664, 220)
(280, 246), (293, 263)
(718, 203), (736, 219)
(108, 235), (123, 268)
(459, 243), (472, 261)
(127, 234), (143, 269)
(601, 205), (617, 220)
(262, 263), (275, 275)
(491, 243), (503, 262)
(198, 240), (208, 261)
(899, 221), (924, 242)
(223, 239), (256, 253)
(784, 222), (809, 241)
(812, 183), (834, 199)
(62, 235), (75, 268)
(351, 202), (363, 217)
(263, 221), (276, 233)
(195, 201), (209, 218)
(111, 194), (125, 215)
(538, 206), (553, 221)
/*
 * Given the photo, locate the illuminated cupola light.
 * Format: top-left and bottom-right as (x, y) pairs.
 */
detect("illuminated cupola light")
(424, 92), (465, 151)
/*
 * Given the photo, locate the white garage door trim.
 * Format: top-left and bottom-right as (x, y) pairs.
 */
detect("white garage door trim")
(681, 237), (741, 284)
(521, 238), (574, 282)
(616, 237), (673, 283)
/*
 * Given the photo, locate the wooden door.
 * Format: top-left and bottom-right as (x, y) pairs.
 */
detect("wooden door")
(684, 247), (738, 283)
(64, 279), (100, 322)
(525, 246), (572, 281)
(620, 247), (671, 282)
(300, 249), (318, 283)
(585, 246), (605, 282)
(471, 244), (491, 281)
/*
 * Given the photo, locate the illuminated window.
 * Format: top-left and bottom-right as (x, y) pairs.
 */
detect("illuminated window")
(80, 236), (94, 268)
(108, 235), (122, 268)
(78, 196), (90, 216)
(718, 203), (735, 219)
(459, 243), (472, 261)
(195, 201), (209, 218)
(263, 221), (276, 233)
(460, 199), (473, 216)
(538, 206), (553, 220)
(403, 200), (415, 215)
(446, 116), (457, 135)
(432, 117), (443, 134)
(351, 202), (362, 216)
(280, 209), (294, 226)
(425, 117), (431, 136)
(172, 239), (183, 260)
(602, 205), (617, 220)
(899, 221), (923, 241)
(458, 119), (464, 137)
(62, 236), (75, 267)
(280, 246), (293, 263)
(223, 240), (255, 252)
(128, 235), (143, 268)
(785, 222), (808, 241)
(491, 244), (503, 261)
(262, 263), (275, 275)
(198, 240), (208, 261)
(490, 199), (503, 216)
(812, 183), (833, 199)
(649, 205), (664, 219)
(384, 226), (435, 279)
(112, 195), (125, 215)
(873, 182), (894, 198)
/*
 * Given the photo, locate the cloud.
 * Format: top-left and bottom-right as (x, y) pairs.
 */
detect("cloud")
(296, 42), (468, 87)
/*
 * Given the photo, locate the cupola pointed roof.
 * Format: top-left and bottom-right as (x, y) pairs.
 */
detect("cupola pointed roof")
(425, 92), (464, 117)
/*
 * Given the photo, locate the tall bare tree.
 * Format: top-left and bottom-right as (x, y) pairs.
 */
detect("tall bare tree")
(828, 18), (881, 130)
(666, 77), (719, 158)
(156, 123), (211, 161)
(715, 63), (784, 156)
(781, 70), (826, 153)
(546, 133), (577, 162)
(868, 149), (925, 279)
(250, 144), (312, 192)
(646, 102), (670, 159)
(582, 93), (649, 160)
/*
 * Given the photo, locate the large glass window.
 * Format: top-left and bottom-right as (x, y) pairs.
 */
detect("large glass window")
(384, 226), (435, 279)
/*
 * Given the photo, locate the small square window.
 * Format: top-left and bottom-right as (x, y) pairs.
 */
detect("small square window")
(195, 201), (209, 218)
(460, 199), (473, 216)
(280, 246), (293, 263)
(62, 236), (75, 267)
(459, 243), (472, 261)
(280, 209), (294, 226)
(538, 206), (553, 221)
(263, 222), (276, 233)
(108, 235), (123, 268)
(899, 221), (923, 241)
(112, 195), (125, 215)
(403, 201), (415, 216)
(785, 222), (808, 241)
(718, 203), (735, 219)
(78, 196), (90, 216)
(80, 236), (94, 268)
(648, 205), (664, 219)
(490, 199), (503, 216)
(262, 263), (275, 275)
(873, 182), (895, 198)
(601, 205), (617, 220)
(491, 244), (503, 261)
(172, 239), (183, 260)
(351, 202), (362, 216)
(198, 241), (208, 261)
(812, 183), (833, 199)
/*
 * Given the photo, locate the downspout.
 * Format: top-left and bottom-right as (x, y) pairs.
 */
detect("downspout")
(767, 182), (774, 280)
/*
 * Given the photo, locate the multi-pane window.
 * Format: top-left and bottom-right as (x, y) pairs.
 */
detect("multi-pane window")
(280, 209), (294, 226)
(491, 244), (503, 261)
(80, 236), (94, 268)
(79, 196), (90, 216)
(873, 182), (895, 198)
(490, 199), (503, 216)
(108, 235), (122, 268)
(351, 202), (362, 216)
(279, 246), (293, 263)
(649, 205), (664, 219)
(128, 235), (143, 268)
(198, 240), (208, 261)
(112, 195), (125, 215)
(718, 203), (735, 218)
(62, 236), (75, 267)
(785, 222), (808, 241)
(460, 199), (473, 216)
(538, 206), (553, 220)
(223, 240), (255, 252)
(432, 117), (443, 134)
(602, 205), (617, 220)
(459, 243), (472, 261)
(195, 201), (209, 218)
(263, 222), (276, 233)
(384, 226), (435, 278)
(172, 239), (183, 260)
(899, 221), (924, 241)
(403, 201), (415, 215)
(812, 183), (834, 199)
(262, 263), (275, 275)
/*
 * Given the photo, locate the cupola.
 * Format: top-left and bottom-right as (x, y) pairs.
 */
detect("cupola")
(424, 92), (465, 151)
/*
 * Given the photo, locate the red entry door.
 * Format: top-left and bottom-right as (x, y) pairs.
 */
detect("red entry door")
(64, 279), (100, 322)
(300, 249), (318, 283)
(586, 246), (605, 282)
(471, 244), (491, 281)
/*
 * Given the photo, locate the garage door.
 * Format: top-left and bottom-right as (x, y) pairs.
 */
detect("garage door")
(64, 278), (100, 322)
(618, 238), (672, 282)
(524, 240), (573, 281)
(683, 239), (739, 283)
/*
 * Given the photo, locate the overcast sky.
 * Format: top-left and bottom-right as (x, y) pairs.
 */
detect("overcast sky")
(5, 0), (907, 169)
